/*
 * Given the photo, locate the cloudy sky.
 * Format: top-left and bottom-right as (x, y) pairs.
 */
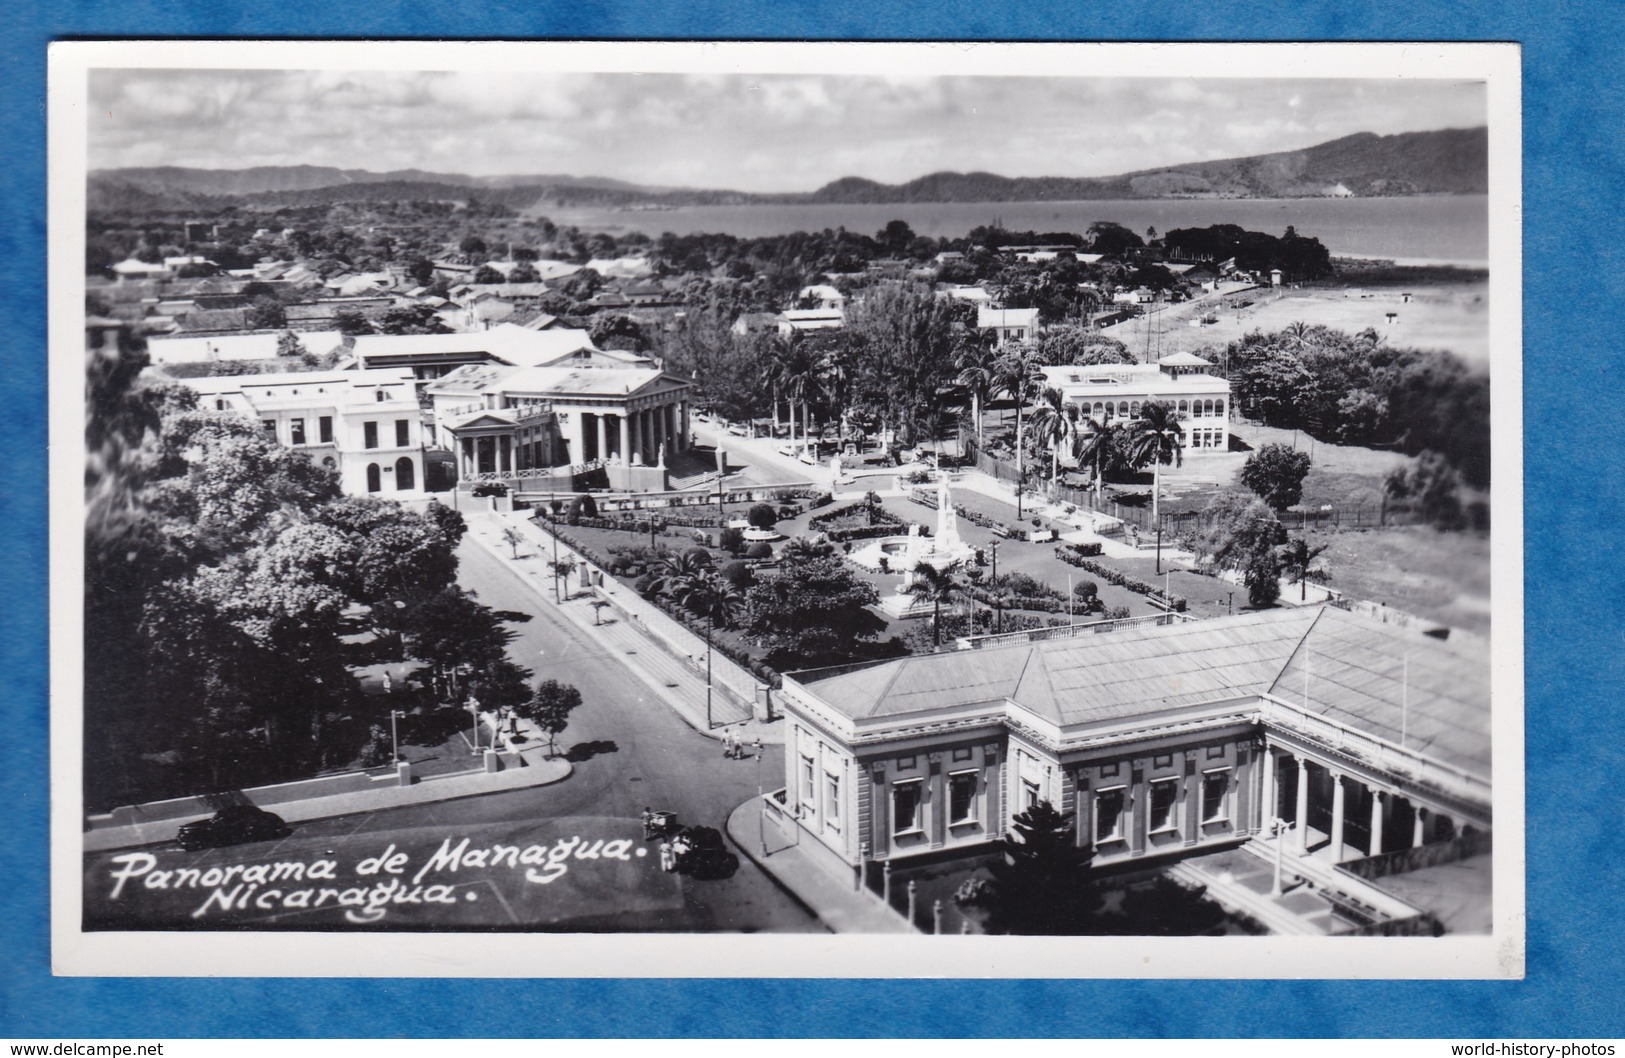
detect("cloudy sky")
(88, 70), (1485, 191)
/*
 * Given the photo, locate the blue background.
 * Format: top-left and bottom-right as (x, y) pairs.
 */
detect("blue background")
(4, 2), (1621, 1040)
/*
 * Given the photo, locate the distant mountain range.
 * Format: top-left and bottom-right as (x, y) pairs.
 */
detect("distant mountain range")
(89, 127), (1487, 213)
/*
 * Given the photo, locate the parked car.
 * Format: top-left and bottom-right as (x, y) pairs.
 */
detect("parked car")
(471, 481), (510, 497)
(673, 825), (739, 880)
(176, 805), (292, 851)
(726, 422), (750, 437)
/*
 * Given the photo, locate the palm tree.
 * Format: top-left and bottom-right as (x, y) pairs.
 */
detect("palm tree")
(1072, 407), (1119, 497)
(905, 561), (964, 648)
(1125, 401), (1185, 573)
(1278, 537), (1331, 601)
(991, 342), (1049, 517)
(653, 555), (742, 730)
(1028, 386), (1080, 483)
(770, 337), (822, 458)
(953, 334), (999, 445)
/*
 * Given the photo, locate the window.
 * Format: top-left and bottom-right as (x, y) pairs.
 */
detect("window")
(893, 780), (924, 835)
(363, 422), (379, 449)
(1150, 778), (1180, 832)
(290, 418), (306, 445)
(1202, 771), (1229, 823)
(318, 416), (333, 443)
(376, 389), (388, 403)
(1022, 778), (1041, 809)
(1130, 401), (1141, 418)
(1178, 400), (1189, 414)
(215, 399), (227, 411)
(1206, 745), (1225, 760)
(1153, 754), (1173, 769)
(952, 747), (973, 763)
(396, 419), (410, 447)
(1095, 787), (1126, 842)
(1117, 401), (1129, 417)
(824, 773), (841, 831)
(1093, 402), (1105, 417)
(261, 419), (277, 441)
(1215, 399), (1225, 418)
(949, 771), (978, 825)
(800, 756), (815, 804)
(365, 463), (381, 493)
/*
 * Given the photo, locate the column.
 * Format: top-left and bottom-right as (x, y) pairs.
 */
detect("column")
(499, 435), (512, 473)
(681, 402), (691, 450)
(618, 414), (630, 462)
(1412, 805), (1426, 848)
(641, 408), (654, 464)
(629, 408), (642, 464)
(460, 436), (473, 478)
(1370, 789), (1385, 856)
(1330, 772), (1346, 862)
(666, 403), (678, 457)
(1294, 758), (1310, 855)
(595, 413), (607, 463)
(1261, 747), (1277, 826)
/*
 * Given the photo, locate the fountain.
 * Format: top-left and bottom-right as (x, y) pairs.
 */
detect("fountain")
(847, 473), (978, 618)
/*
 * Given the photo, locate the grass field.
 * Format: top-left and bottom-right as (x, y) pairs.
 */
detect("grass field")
(1302, 524), (1492, 634)
(1103, 277), (1490, 365)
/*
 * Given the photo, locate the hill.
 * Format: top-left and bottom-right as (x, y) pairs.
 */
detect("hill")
(88, 126), (1487, 211)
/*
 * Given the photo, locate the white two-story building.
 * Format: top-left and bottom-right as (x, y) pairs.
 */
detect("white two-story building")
(1039, 352), (1233, 452)
(175, 369), (425, 497)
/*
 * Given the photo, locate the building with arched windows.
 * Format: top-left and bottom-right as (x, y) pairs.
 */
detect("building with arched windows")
(173, 368), (425, 498)
(1040, 352), (1233, 453)
(773, 605), (1491, 933)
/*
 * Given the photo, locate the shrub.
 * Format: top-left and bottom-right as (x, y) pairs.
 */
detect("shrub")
(718, 560), (755, 590)
(806, 492), (833, 510)
(744, 542), (773, 560)
(904, 467), (932, 485)
(633, 573), (658, 595)
(719, 527), (745, 554)
(684, 546), (714, 566)
(747, 503), (777, 529)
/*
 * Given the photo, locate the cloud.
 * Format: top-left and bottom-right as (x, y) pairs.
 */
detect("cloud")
(87, 69), (1486, 190)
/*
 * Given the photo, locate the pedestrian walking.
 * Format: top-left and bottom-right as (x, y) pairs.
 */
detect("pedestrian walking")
(641, 806), (654, 839)
(658, 841), (675, 873)
(752, 736), (763, 759)
(721, 731), (733, 758)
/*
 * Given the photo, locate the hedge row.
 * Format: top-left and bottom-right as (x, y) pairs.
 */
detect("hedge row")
(1054, 542), (1105, 563)
(966, 586), (1066, 615)
(1063, 556), (1188, 611)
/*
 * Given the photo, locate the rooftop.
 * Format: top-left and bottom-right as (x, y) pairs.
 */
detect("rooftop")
(794, 606), (1489, 775)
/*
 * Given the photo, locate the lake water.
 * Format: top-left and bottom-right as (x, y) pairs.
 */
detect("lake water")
(540, 195), (1489, 266)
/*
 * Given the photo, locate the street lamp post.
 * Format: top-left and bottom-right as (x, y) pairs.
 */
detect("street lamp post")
(389, 709), (405, 763)
(757, 742), (767, 856)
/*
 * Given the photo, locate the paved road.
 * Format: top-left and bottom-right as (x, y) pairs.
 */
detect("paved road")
(81, 534), (822, 935)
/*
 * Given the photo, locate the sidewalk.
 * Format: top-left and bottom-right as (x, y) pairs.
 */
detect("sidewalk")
(84, 755), (572, 853)
(464, 511), (784, 745)
(724, 795), (912, 934)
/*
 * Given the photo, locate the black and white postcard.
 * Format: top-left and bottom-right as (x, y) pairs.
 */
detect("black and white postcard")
(50, 40), (1523, 977)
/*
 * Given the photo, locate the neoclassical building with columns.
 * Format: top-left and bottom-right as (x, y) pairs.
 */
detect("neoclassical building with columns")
(426, 358), (695, 491)
(773, 605), (1490, 929)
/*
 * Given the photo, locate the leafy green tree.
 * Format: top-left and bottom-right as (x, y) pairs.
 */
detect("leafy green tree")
(991, 342), (1049, 514)
(981, 801), (1097, 934)
(744, 554), (883, 667)
(1384, 451), (1467, 529)
(275, 330), (307, 359)
(405, 256), (436, 286)
(953, 334), (999, 444)
(1239, 443), (1313, 511)
(375, 304), (450, 335)
(516, 679), (583, 757)
(1194, 493), (1285, 573)
(398, 587), (516, 700)
(1244, 545), (1282, 608)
